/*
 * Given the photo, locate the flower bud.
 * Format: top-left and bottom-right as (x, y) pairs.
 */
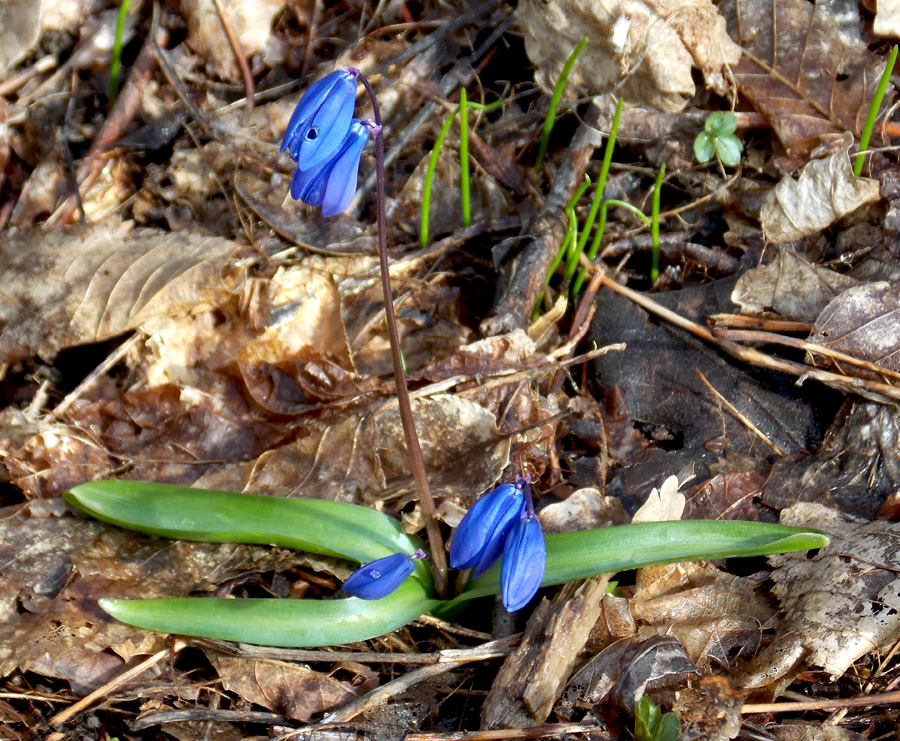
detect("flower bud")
(449, 482), (526, 579)
(281, 68), (358, 173)
(500, 514), (546, 612)
(341, 552), (415, 600)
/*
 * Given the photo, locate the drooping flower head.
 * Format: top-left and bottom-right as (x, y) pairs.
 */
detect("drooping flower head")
(500, 513), (546, 611)
(449, 480), (527, 579)
(281, 68), (359, 173)
(342, 549), (426, 600)
(290, 119), (370, 217)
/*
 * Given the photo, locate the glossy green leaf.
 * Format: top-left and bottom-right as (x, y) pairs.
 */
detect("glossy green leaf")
(693, 131), (715, 163)
(99, 579), (438, 647)
(715, 134), (743, 167)
(449, 520), (828, 606)
(64, 480), (432, 587)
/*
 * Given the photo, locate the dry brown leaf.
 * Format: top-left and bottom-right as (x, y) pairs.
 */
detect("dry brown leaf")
(761, 134), (881, 243)
(539, 488), (629, 534)
(807, 281), (900, 377)
(720, 0), (889, 158)
(181, 0), (286, 81)
(519, 0), (740, 113)
(672, 676), (742, 741)
(208, 654), (356, 721)
(741, 502), (900, 685)
(0, 0), (42, 72)
(684, 472), (762, 521)
(632, 475), (686, 523)
(731, 247), (861, 322)
(193, 394), (510, 506)
(0, 225), (239, 364)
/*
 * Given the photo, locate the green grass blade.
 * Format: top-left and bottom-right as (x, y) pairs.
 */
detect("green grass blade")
(854, 44), (898, 177)
(64, 480), (431, 585)
(459, 88), (471, 227)
(650, 163), (665, 284)
(561, 175), (592, 280)
(100, 579), (438, 647)
(448, 520), (828, 606)
(535, 38), (588, 172)
(108, 0), (133, 104)
(420, 104), (461, 247)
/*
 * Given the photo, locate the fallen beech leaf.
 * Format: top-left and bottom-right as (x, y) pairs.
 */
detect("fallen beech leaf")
(761, 134), (880, 243)
(208, 654), (356, 721)
(807, 282), (900, 377)
(0, 226), (239, 364)
(731, 247), (860, 322)
(684, 472), (763, 521)
(720, 0), (890, 157)
(519, 0), (740, 113)
(742, 502), (900, 684)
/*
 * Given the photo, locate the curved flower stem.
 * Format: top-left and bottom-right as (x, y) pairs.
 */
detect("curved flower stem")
(357, 72), (448, 596)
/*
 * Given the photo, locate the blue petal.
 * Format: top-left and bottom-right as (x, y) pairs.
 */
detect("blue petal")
(290, 120), (369, 215)
(449, 482), (526, 577)
(342, 553), (415, 600)
(281, 69), (357, 172)
(500, 515), (546, 612)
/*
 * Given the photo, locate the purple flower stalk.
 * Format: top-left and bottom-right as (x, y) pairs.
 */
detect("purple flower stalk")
(449, 481), (527, 578)
(500, 513), (546, 611)
(281, 68), (358, 172)
(342, 550), (426, 600)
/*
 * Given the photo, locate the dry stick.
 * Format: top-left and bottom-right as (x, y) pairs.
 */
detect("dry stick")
(357, 73), (447, 595)
(405, 723), (611, 741)
(211, 0), (255, 119)
(743, 689), (900, 714)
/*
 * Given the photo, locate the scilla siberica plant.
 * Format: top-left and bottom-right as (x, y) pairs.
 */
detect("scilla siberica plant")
(61, 64), (830, 649)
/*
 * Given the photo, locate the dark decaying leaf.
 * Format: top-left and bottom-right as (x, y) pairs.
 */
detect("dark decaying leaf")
(0, 225), (239, 364)
(720, 0), (890, 158)
(741, 502), (900, 686)
(807, 281), (900, 378)
(671, 676), (742, 741)
(684, 472), (763, 521)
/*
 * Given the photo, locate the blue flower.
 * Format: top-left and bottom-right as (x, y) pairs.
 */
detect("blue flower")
(342, 552), (415, 600)
(290, 119), (369, 217)
(449, 482), (526, 578)
(500, 514), (546, 612)
(281, 68), (358, 173)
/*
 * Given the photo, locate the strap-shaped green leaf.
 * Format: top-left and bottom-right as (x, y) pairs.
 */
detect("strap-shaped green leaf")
(448, 520), (828, 606)
(99, 579), (438, 647)
(64, 480), (432, 586)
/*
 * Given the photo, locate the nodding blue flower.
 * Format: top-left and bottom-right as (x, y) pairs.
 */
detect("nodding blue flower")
(342, 552), (416, 600)
(449, 482), (526, 579)
(281, 68), (358, 173)
(290, 119), (370, 217)
(500, 514), (546, 612)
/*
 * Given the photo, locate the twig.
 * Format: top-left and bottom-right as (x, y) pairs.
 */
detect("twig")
(743, 689), (900, 714)
(405, 723), (610, 741)
(211, 0), (255, 119)
(357, 73), (448, 595)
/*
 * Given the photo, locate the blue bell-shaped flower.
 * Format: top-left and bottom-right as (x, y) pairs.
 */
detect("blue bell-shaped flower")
(500, 514), (546, 612)
(281, 68), (358, 173)
(290, 119), (369, 217)
(342, 552), (416, 600)
(449, 482), (526, 579)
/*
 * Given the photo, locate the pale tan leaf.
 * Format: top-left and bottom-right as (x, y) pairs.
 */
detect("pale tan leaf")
(875, 0), (900, 38)
(632, 475), (686, 523)
(0, 225), (239, 363)
(0, 0), (42, 72)
(761, 134), (881, 243)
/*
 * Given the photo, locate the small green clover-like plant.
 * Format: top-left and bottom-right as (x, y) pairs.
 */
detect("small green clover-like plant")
(694, 112), (742, 168)
(64, 479), (828, 647)
(634, 696), (680, 741)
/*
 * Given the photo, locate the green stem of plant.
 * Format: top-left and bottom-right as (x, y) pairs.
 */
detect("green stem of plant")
(562, 176), (592, 281)
(854, 44), (898, 177)
(358, 73), (447, 595)
(108, 0), (133, 104)
(650, 163), (665, 285)
(535, 37), (588, 172)
(459, 88), (471, 227)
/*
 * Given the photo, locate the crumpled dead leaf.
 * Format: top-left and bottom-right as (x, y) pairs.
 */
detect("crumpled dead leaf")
(807, 281), (900, 377)
(632, 475), (686, 522)
(539, 488), (629, 534)
(761, 134), (881, 243)
(741, 502), (900, 685)
(0, 0), (42, 72)
(518, 0), (741, 113)
(731, 247), (861, 322)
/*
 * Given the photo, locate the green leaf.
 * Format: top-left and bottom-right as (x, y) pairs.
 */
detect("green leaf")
(449, 520), (828, 605)
(64, 480), (432, 587)
(99, 579), (438, 647)
(705, 111), (737, 136)
(693, 131), (715, 163)
(715, 134), (743, 167)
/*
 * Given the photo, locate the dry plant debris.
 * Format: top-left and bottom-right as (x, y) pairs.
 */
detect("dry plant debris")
(1, 0), (900, 738)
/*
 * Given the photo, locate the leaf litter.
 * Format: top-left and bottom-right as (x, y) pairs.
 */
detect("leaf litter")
(1, 0), (900, 738)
